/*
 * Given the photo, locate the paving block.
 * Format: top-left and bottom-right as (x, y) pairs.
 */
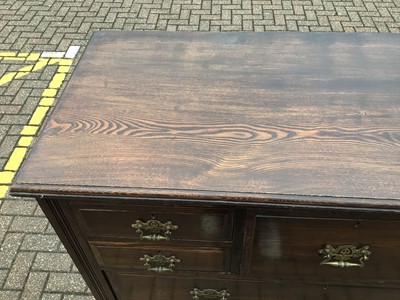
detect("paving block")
(0, 291), (21, 300)
(0, 199), (37, 215)
(3, 251), (35, 289)
(9, 216), (48, 233)
(33, 252), (73, 272)
(20, 234), (61, 251)
(45, 273), (88, 293)
(41, 293), (63, 300)
(20, 272), (49, 300)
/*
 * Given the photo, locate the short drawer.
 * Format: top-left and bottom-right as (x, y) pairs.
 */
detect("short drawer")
(250, 215), (400, 286)
(105, 272), (400, 300)
(90, 242), (230, 273)
(71, 203), (233, 242)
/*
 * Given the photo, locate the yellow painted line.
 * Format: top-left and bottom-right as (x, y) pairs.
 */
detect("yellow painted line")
(58, 66), (71, 73)
(42, 88), (57, 97)
(49, 58), (73, 66)
(33, 58), (49, 71)
(49, 73), (66, 89)
(18, 136), (34, 147)
(0, 171), (15, 184)
(0, 48), (78, 199)
(0, 52), (17, 57)
(0, 186), (8, 197)
(29, 106), (50, 125)
(4, 57), (26, 61)
(0, 63), (47, 86)
(0, 72), (17, 86)
(15, 71), (31, 79)
(39, 97), (55, 106)
(21, 125), (39, 136)
(4, 148), (27, 172)
(19, 65), (34, 72)
(26, 53), (40, 61)
(0, 52), (41, 61)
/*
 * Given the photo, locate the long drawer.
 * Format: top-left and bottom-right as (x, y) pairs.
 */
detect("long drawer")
(70, 202), (233, 242)
(90, 242), (231, 273)
(250, 215), (400, 286)
(105, 272), (400, 300)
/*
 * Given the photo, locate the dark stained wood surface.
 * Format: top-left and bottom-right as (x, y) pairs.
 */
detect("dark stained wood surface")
(12, 32), (400, 203)
(71, 202), (233, 242)
(106, 272), (400, 300)
(90, 242), (229, 272)
(250, 214), (400, 285)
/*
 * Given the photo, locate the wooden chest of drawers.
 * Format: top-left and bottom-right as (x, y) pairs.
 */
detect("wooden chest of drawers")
(11, 32), (400, 300)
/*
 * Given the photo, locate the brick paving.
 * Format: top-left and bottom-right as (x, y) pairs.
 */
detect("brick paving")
(0, 0), (399, 298)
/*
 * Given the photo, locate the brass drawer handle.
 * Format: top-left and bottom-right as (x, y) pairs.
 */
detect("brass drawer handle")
(140, 253), (180, 273)
(131, 218), (178, 241)
(319, 244), (371, 268)
(190, 288), (230, 300)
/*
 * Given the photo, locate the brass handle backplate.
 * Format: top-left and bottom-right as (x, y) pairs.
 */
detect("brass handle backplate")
(140, 253), (180, 273)
(190, 288), (230, 300)
(319, 244), (371, 268)
(132, 218), (178, 241)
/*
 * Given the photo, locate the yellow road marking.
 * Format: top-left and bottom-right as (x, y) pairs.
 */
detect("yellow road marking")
(0, 52), (17, 57)
(21, 125), (39, 136)
(26, 53), (40, 61)
(18, 136), (34, 147)
(0, 49), (77, 198)
(49, 58), (72, 66)
(0, 186), (8, 198)
(19, 65), (34, 72)
(0, 60), (49, 86)
(58, 66), (70, 73)
(0, 171), (15, 184)
(29, 106), (50, 125)
(39, 97), (55, 106)
(42, 88), (57, 97)
(0, 73), (16, 86)
(49, 73), (66, 89)
(33, 58), (49, 71)
(4, 148), (27, 172)
(4, 57), (26, 61)
(0, 52), (40, 60)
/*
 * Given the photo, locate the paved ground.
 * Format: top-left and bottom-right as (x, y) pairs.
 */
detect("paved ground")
(0, 0), (399, 299)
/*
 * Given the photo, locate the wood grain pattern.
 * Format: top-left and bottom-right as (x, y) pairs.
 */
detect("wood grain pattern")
(90, 242), (229, 272)
(71, 203), (233, 242)
(11, 32), (400, 203)
(250, 214), (400, 286)
(106, 272), (400, 300)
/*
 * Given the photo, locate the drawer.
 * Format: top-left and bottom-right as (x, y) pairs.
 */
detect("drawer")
(90, 242), (230, 273)
(71, 203), (233, 242)
(250, 215), (400, 286)
(105, 272), (400, 300)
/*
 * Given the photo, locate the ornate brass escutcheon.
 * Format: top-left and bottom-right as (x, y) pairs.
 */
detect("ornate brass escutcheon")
(190, 288), (230, 300)
(131, 217), (178, 241)
(140, 253), (180, 273)
(319, 244), (371, 268)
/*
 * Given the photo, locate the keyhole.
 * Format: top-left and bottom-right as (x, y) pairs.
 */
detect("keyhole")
(354, 222), (360, 229)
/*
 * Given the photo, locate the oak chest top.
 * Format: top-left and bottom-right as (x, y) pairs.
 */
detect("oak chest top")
(12, 32), (400, 207)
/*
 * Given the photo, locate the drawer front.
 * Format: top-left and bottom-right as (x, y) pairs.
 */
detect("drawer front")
(105, 272), (400, 300)
(72, 203), (233, 242)
(250, 215), (400, 285)
(90, 242), (230, 273)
